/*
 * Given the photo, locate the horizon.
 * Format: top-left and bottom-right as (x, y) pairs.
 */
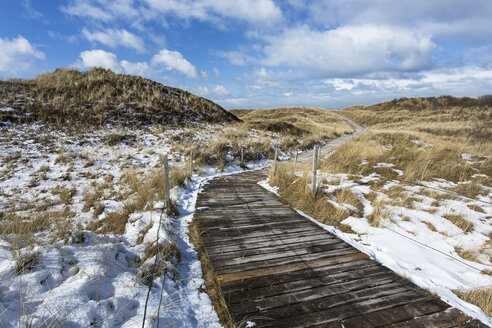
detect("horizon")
(1, 1), (491, 109)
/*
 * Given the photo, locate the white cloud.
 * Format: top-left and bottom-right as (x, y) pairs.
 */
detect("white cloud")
(82, 28), (145, 52)
(308, 0), (492, 44)
(120, 60), (150, 76)
(63, 0), (282, 25)
(0, 35), (45, 75)
(203, 0), (282, 24)
(258, 25), (435, 77)
(213, 85), (230, 95)
(77, 49), (149, 76)
(79, 49), (121, 72)
(61, 1), (113, 21)
(151, 49), (199, 78)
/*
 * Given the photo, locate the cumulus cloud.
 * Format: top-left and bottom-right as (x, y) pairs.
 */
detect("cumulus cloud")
(151, 49), (199, 78)
(248, 25), (435, 78)
(77, 49), (149, 76)
(82, 28), (145, 52)
(0, 35), (45, 75)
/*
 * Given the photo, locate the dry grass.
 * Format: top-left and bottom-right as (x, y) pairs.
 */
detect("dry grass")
(140, 240), (181, 286)
(319, 130), (491, 198)
(231, 107), (353, 149)
(188, 218), (235, 328)
(454, 287), (492, 316)
(443, 214), (474, 233)
(342, 96), (491, 142)
(455, 247), (481, 263)
(367, 197), (390, 227)
(0, 67), (240, 129)
(268, 163), (353, 232)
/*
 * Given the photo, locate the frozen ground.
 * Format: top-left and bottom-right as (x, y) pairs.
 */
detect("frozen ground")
(0, 123), (272, 327)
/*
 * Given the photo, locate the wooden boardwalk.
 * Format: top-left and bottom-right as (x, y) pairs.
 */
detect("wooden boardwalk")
(195, 168), (487, 327)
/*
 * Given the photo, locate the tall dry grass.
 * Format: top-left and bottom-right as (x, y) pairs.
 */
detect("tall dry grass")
(268, 163), (353, 232)
(0, 67), (239, 129)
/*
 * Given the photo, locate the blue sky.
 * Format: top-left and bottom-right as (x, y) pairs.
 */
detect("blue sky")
(1, 0), (491, 109)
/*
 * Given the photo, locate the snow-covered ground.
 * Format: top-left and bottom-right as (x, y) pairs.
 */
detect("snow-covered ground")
(0, 123), (273, 327)
(261, 166), (492, 326)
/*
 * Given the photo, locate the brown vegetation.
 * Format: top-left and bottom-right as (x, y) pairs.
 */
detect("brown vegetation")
(268, 163), (353, 232)
(0, 68), (240, 129)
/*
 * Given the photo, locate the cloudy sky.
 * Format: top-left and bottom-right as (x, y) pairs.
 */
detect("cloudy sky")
(1, 0), (491, 108)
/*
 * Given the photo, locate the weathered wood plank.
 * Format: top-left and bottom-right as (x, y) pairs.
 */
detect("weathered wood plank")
(215, 246), (360, 275)
(256, 290), (432, 327)
(210, 240), (353, 268)
(220, 259), (380, 294)
(200, 226), (326, 244)
(215, 252), (369, 284)
(208, 235), (338, 256)
(227, 273), (405, 316)
(340, 298), (451, 328)
(201, 229), (332, 248)
(205, 234), (335, 255)
(223, 266), (393, 303)
(208, 237), (344, 260)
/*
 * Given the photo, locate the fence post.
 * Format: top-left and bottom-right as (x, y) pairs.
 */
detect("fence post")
(241, 147), (244, 165)
(189, 150), (193, 176)
(294, 150), (298, 166)
(164, 154), (170, 214)
(318, 144), (322, 158)
(312, 145), (318, 196)
(272, 145), (278, 175)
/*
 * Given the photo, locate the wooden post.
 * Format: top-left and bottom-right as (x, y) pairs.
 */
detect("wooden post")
(312, 145), (318, 196)
(272, 145), (278, 175)
(164, 154), (170, 214)
(241, 147), (244, 164)
(294, 150), (298, 166)
(189, 150), (193, 176)
(318, 144), (322, 158)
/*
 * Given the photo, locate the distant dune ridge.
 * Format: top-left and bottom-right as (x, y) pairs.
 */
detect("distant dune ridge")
(0, 67), (240, 128)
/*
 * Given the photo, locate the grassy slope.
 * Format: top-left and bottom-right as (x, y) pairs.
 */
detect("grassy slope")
(0, 68), (240, 128)
(230, 107), (353, 149)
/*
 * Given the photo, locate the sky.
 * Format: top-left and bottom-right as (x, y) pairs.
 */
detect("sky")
(0, 0), (491, 109)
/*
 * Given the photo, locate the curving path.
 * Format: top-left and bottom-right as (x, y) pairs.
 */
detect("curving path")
(194, 115), (486, 327)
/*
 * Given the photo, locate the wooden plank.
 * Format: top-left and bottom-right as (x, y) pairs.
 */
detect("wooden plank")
(340, 298), (452, 328)
(223, 267), (394, 303)
(208, 237), (344, 260)
(227, 272), (404, 316)
(210, 240), (353, 267)
(206, 234), (338, 256)
(220, 259), (380, 294)
(216, 252), (369, 284)
(201, 229), (332, 247)
(255, 290), (431, 327)
(215, 247), (360, 275)
(200, 225), (324, 243)
(387, 308), (471, 328)
(197, 219), (316, 233)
